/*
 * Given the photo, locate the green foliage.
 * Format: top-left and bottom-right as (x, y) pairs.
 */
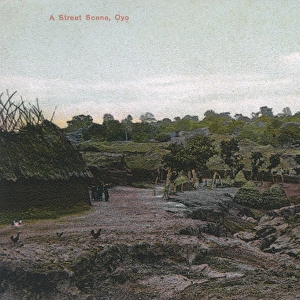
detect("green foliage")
(259, 119), (281, 146)
(82, 123), (106, 141)
(103, 113), (114, 122)
(163, 135), (216, 171)
(140, 112), (156, 123)
(174, 171), (189, 187)
(239, 117), (281, 146)
(155, 133), (171, 142)
(222, 176), (233, 187)
(268, 154), (280, 171)
(65, 115), (93, 132)
(163, 143), (186, 171)
(220, 138), (242, 175)
(67, 108), (300, 150)
(159, 118), (202, 134)
(200, 112), (244, 135)
(131, 122), (159, 142)
(184, 135), (216, 170)
(261, 184), (290, 209)
(278, 123), (300, 146)
(82, 121), (126, 142)
(294, 154), (300, 165)
(250, 151), (264, 180)
(234, 170), (247, 185)
(233, 181), (263, 208)
(102, 120), (126, 141)
(0, 203), (90, 225)
(239, 122), (262, 144)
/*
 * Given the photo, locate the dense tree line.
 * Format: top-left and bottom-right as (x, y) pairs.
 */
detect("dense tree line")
(63, 110), (300, 183)
(64, 106), (300, 147)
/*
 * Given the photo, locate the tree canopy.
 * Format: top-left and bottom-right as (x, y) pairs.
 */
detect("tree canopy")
(163, 135), (216, 172)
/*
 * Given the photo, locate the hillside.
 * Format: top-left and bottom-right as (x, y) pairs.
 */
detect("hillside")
(70, 135), (300, 187)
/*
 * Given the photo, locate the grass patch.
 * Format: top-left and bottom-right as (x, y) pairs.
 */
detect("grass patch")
(76, 141), (166, 153)
(131, 182), (153, 189)
(78, 141), (169, 170)
(0, 203), (90, 225)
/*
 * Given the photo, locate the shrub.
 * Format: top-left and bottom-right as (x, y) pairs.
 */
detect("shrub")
(233, 181), (262, 208)
(261, 184), (290, 209)
(234, 170), (247, 187)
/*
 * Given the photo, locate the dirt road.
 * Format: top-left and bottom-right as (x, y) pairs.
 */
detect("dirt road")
(0, 186), (299, 300)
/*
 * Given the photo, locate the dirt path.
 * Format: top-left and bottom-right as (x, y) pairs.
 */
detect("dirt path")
(0, 186), (201, 262)
(1, 186), (299, 300)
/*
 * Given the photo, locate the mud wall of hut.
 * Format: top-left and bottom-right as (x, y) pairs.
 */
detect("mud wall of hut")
(0, 178), (90, 211)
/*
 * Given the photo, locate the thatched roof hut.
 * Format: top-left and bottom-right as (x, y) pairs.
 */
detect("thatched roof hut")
(0, 119), (91, 211)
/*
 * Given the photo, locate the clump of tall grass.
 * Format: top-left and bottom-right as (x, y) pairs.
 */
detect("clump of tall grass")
(0, 90), (55, 132)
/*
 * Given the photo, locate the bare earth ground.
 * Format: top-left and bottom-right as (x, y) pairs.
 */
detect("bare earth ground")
(0, 186), (300, 299)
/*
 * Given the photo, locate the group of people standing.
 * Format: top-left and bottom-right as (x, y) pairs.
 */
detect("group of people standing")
(86, 168), (110, 204)
(88, 181), (109, 203)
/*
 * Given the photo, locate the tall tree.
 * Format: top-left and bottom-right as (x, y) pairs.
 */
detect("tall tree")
(140, 112), (156, 123)
(220, 138), (242, 177)
(268, 154), (281, 183)
(163, 143), (186, 172)
(184, 135), (216, 171)
(250, 151), (264, 181)
(131, 122), (159, 142)
(66, 114), (93, 131)
(103, 113), (114, 122)
(121, 114), (133, 141)
(163, 135), (216, 172)
(102, 119), (125, 141)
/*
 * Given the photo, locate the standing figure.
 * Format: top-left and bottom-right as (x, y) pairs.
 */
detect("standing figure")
(103, 184), (110, 202)
(91, 185), (97, 201)
(88, 186), (93, 204)
(97, 182), (103, 201)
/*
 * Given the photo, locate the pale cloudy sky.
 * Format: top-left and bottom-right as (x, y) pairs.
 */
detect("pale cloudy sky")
(1, 0), (300, 126)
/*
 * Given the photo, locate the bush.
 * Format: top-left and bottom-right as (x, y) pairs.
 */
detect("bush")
(155, 133), (171, 142)
(261, 184), (290, 209)
(222, 176), (233, 187)
(234, 170), (247, 187)
(233, 181), (262, 208)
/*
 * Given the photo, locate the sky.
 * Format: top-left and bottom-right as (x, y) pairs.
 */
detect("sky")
(1, 0), (300, 127)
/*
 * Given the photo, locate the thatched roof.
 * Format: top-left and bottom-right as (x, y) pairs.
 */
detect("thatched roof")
(0, 120), (89, 181)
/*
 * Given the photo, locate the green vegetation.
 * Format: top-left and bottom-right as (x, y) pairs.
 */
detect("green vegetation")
(65, 114), (93, 132)
(233, 170), (247, 186)
(76, 141), (169, 170)
(0, 203), (90, 225)
(162, 135), (216, 171)
(233, 181), (263, 208)
(64, 107), (300, 148)
(233, 181), (291, 209)
(261, 184), (290, 209)
(220, 138), (243, 177)
(250, 151), (264, 181)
